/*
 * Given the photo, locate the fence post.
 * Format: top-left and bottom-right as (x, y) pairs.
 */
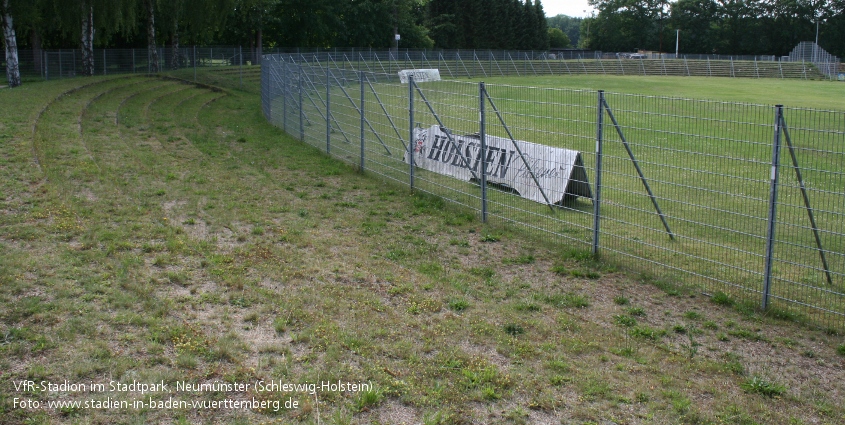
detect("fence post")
(762, 105), (784, 310)
(103, 49), (106, 75)
(409, 75), (415, 190)
(299, 64), (304, 142)
(239, 45), (243, 88)
(480, 82), (488, 223)
(282, 61), (287, 132)
(593, 90), (605, 255)
(360, 71), (365, 172)
(326, 67), (331, 154)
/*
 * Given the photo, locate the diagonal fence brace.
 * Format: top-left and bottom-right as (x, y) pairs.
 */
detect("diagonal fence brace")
(481, 85), (556, 214)
(331, 73), (393, 155)
(602, 98), (675, 240)
(299, 69), (352, 144)
(780, 116), (833, 285)
(367, 79), (408, 153)
(411, 79), (479, 181)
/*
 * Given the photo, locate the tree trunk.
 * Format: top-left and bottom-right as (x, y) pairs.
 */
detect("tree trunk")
(255, 27), (262, 65)
(32, 29), (42, 78)
(81, 5), (94, 76)
(170, 27), (179, 70)
(145, 0), (159, 73)
(1, 0), (20, 87)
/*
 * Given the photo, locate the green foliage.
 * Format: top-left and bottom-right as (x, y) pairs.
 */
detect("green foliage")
(355, 387), (384, 411)
(740, 376), (786, 397)
(448, 298), (470, 312)
(614, 315), (637, 327)
(504, 323), (524, 336)
(425, 0), (549, 50)
(630, 326), (666, 340)
(585, 0), (845, 58)
(711, 291), (735, 307)
(502, 254), (535, 265)
(627, 307), (646, 317)
(546, 14), (582, 47)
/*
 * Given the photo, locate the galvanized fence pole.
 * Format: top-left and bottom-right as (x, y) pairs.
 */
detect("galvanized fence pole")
(282, 61), (287, 132)
(299, 64), (304, 142)
(409, 75), (415, 190)
(326, 68), (331, 154)
(592, 90), (605, 255)
(192, 46), (196, 81)
(103, 50), (106, 75)
(239, 45), (243, 88)
(360, 71), (365, 172)
(762, 105), (784, 310)
(480, 82), (488, 222)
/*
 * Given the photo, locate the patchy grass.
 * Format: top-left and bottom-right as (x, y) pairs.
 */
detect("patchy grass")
(0, 70), (843, 424)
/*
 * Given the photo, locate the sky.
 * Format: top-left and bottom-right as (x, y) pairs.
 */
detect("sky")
(543, 0), (596, 18)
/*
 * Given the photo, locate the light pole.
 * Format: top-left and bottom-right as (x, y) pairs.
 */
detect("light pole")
(814, 18), (819, 63)
(675, 29), (680, 58)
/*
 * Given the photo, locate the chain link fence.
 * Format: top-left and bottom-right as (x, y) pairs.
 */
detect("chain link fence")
(273, 48), (838, 80)
(4, 46), (259, 81)
(7, 46), (840, 85)
(262, 53), (845, 329)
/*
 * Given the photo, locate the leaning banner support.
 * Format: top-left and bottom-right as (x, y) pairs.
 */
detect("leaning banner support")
(405, 125), (592, 207)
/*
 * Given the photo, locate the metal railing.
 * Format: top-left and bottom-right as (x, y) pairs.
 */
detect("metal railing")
(262, 54), (845, 329)
(789, 41), (841, 79)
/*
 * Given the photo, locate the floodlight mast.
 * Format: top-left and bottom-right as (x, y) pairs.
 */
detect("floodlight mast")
(675, 29), (679, 58)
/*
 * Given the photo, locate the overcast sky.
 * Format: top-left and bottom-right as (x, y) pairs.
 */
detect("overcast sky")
(543, 0), (596, 18)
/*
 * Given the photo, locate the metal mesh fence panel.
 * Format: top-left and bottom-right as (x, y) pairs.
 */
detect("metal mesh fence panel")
(595, 94), (774, 301)
(480, 84), (597, 244)
(769, 107), (845, 323)
(261, 54), (845, 329)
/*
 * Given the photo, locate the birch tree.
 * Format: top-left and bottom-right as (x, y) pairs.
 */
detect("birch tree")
(52, 0), (135, 76)
(77, 0), (94, 75)
(1, 0), (21, 87)
(143, 0), (158, 72)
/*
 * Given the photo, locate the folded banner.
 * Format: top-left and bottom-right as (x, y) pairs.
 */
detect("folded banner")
(398, 69), (442, 84)
(405, 125), (592, 205)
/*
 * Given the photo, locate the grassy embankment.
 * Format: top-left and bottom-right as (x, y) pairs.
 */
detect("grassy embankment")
(0, 68), (843, 424)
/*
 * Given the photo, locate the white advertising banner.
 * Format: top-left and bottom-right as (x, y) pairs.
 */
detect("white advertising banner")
(405, 126), (592, 205)
(398, 69), (442, 84)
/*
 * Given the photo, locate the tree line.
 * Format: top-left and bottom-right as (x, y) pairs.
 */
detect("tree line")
(426, 0), (548, 50)
(583, 0), (845, 59)
(1, 0), (552, 88)
(4, 0), (844, 88)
